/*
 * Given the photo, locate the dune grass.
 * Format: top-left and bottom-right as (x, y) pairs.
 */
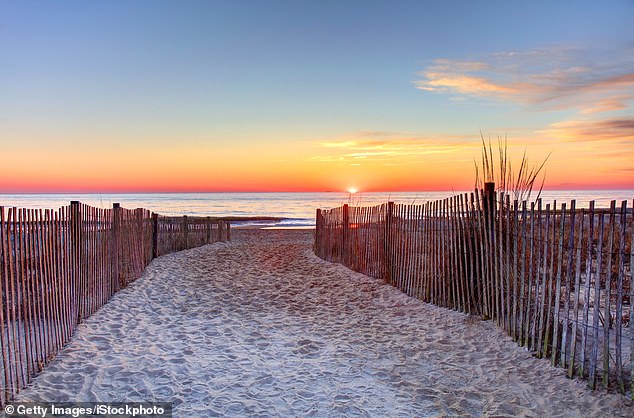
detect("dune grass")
(475, 132), (550, 203)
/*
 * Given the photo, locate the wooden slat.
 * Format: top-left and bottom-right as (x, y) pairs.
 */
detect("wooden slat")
(537, 203), (552, 357)
(459, 194), (471, 313)
(422, 202), (430, 301)
(408, 205), (415, 297)
(396, 205), (407, 290)
(493, 193), (501, 323)
(55, 207), (70, 348)
(481, 189), (493, 319)
(530, 200), (543, 352)
(542, 201), (557, 358)
(474, 189), (488, 317)
(466, 194), (477, 313)
(560, 200), (576, 366)
(432, 200), (438, 304)
(399, 205), (406, 292)
(568, 208), (585, 378)
(392, 205), (399, 288)
(602, 201), (616, 389)
(550, 202), (566, 366)
(0, 207), (12, 402)
(579, 201), (595, 378)
(496, 193), (504, 327)
(504, 196), (512, 333)
(614, 201), (626, 393)
(22, 209), (35, 379)
(29, 210), (43, 371)
(416, 205), (428, 300)
(589, 211), (605, 389)
(9, 208), (25, 389)
(511, 200), (520, 339)
(518, 201), (528, 343)
(524, 201), (536, 347)
(455, 196), (466, 312)
(444, 199), (451, 307)
(439, 200), (446, 306)
(27, 209), (44, 373)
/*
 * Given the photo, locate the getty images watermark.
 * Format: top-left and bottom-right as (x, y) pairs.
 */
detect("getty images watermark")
(4, 402), (172, 417)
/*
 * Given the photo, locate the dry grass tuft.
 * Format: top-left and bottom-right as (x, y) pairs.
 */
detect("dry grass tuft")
(475, 132), (550, 202)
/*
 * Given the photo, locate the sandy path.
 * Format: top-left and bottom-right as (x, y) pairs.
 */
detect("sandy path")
(13, 229), (634, 417)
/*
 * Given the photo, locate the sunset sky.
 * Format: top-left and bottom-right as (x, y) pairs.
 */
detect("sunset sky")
(1, 1), (633, 193)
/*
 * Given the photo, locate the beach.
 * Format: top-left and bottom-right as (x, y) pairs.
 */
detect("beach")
(12, 228), (634, 417)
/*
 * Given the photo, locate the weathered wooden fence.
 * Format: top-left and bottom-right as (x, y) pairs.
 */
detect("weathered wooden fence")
(0, 201), (230, 404)
(315, 188), (634, 397)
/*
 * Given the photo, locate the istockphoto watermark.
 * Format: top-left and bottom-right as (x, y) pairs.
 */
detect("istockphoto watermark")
(3, 402), (172, 418)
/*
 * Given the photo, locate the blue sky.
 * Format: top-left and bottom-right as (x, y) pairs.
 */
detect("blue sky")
(1, 1), (633, 192)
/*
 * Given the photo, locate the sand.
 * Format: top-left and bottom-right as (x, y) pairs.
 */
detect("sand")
(12, 229), (634, 417)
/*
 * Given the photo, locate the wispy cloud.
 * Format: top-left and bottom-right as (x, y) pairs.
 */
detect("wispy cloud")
(415, 45), (634, 112)
(321, 141), (358, 148)
(312, 131), (478, 165)
(539, 118), (634, 143)
(418, 73), (518, 97)
(579, 95), (631, 114)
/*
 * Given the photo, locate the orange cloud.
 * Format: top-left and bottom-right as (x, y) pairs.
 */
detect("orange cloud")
(416, 73), (518, 97)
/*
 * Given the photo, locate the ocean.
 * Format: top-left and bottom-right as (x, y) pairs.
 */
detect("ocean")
(1, 190), (633, 228)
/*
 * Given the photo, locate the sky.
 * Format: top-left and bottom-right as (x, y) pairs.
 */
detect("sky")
(1, 0), (633, 193)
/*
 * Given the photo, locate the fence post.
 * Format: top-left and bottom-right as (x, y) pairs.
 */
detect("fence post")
(315, 209), (322, 257)
(385, 201), (394, 284)
(112, 203), (121, 292)
(217, 220), (224, 242)
(483, 182), (496, 233)
(69, 201), (82, 322)
(482, 183), (496, 320)
(206, 217), (211, 243)
(226, 221), (231, 241)
(151, 213), (159, 259)
(182, 216), (188, 249)
(342, 204), (350, 265)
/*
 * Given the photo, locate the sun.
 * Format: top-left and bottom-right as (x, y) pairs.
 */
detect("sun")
(347, 187), (358, 194)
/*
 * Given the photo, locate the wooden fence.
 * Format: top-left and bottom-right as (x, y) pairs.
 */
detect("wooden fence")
(315, 187), (634, 397)
(0, 201), (230, 405)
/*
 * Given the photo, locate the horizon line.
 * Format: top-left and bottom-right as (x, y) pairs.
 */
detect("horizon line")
(1, 186), (634, 195)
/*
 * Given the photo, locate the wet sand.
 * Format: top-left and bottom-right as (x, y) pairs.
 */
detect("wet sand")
(13, 229), (634, 417)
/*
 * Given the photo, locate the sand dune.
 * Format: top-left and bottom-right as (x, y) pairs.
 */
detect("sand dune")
(13, 229), (634, 417)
